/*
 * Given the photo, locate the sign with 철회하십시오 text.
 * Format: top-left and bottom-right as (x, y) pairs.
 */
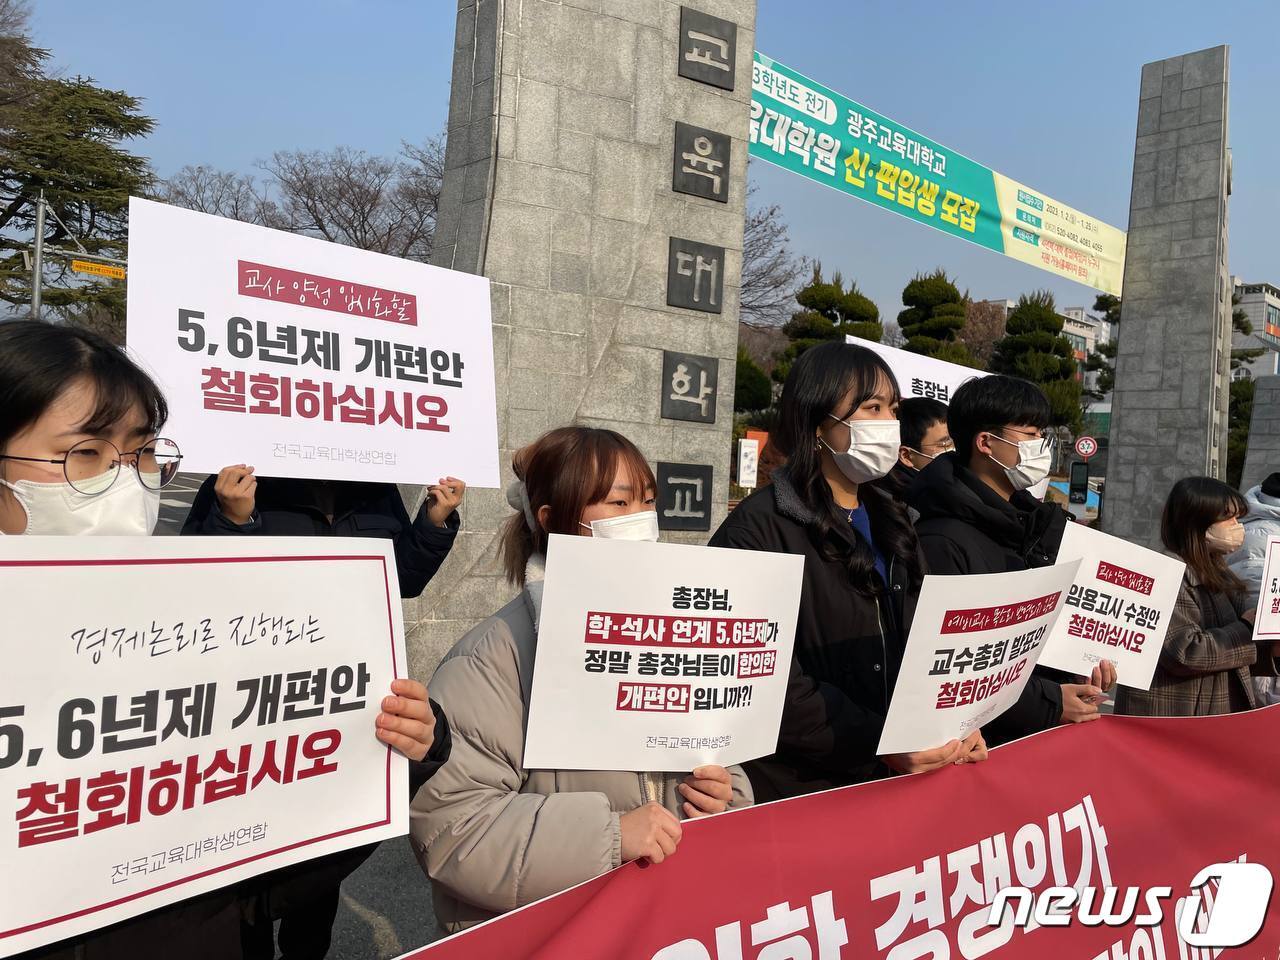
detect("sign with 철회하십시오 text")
(1251, 537), (1280, 639)
(877, 562), (1080, 755)
(846, 335), (988, 403)
(1038, 523), (1185, 690)
(125, 197), (500, 487)
(522, 536), (803, 771)
(752, 53), (1127, 295)
(0, 536), (407, 957)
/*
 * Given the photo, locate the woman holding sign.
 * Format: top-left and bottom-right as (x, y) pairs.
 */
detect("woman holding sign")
(412, 426), (752, 933)
(709, 342), (986, 802)
(0, 321), (441, 960)
(1116, 477), (1279, 717)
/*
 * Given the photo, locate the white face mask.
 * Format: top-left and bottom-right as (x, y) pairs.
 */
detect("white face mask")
(580, 510), (660, 542)
(1206, 520), (1245, 554)
(0, 468), (161, 536)
(987, 433), (1053, 493)
(819, 417), (901, 484)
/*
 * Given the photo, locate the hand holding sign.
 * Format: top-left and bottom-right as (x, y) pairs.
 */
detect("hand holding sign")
(214, 464), (257, 524)
(375, 678), (436, 762)
(426, 477), (466, 528)
(678, 765), (734, 817)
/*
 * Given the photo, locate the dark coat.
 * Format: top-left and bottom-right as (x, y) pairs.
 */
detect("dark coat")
(1115, 568), (1278, 716)
(181, 477), (458, 599)
(906, 453), (1071, 744)
(708, 468), (922, 801)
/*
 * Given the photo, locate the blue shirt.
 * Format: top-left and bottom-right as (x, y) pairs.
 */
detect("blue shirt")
(847, 503), (888, 585)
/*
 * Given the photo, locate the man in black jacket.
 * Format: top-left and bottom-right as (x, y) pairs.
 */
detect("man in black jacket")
(906, 375), (1114, 745)
(884, 396), (951, 507)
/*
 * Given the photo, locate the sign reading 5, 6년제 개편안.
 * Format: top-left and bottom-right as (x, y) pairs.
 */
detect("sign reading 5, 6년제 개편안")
(750, 53), (1127, 296)
(0, 536), (408, 957)
(125, 197), (500, 487)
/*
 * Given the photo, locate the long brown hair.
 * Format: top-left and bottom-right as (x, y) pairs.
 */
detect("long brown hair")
(501, 426), (656, 585)
(1161, 476), (1249, 595)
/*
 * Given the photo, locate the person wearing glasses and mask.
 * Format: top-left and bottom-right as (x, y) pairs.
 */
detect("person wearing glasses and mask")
(709, 343), (988, 803)
(905, 374), (1116, 744)
(0, 321), (437, 960)
(411, 426), (751, 933)
(883, 396), (951, 514)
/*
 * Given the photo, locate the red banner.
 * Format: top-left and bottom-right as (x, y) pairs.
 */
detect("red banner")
(404, 707), (1280, 959)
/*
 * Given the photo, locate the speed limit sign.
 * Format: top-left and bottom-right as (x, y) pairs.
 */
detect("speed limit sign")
(1074, 436), (1098, 459)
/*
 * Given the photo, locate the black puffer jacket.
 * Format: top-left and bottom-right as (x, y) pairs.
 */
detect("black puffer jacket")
(906, 452), (1071, 743)
(182, 477), (458, 599)
(709, 468), (922, 800)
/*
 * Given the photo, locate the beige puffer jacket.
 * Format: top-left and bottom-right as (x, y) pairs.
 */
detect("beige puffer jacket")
(409, 556), (753, 932)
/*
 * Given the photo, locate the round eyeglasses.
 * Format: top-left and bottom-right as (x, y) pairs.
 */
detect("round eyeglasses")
(0, 438), (183, 494)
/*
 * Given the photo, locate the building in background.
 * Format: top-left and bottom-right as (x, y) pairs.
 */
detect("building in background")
(1061, 306), (1109, 396)
(1231, 277), (1280, 382)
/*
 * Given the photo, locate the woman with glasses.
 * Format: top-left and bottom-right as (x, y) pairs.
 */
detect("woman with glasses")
(0, 321), (439, 960)
(906, 373), (1117, 745)
(708, 342), (988, 803)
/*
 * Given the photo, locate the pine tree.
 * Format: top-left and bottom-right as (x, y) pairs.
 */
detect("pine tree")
(773, 263), (881, 383)
(990, 290), (1083, 433)
(734, 346), (772, 412)
(897, 269), (978, 367)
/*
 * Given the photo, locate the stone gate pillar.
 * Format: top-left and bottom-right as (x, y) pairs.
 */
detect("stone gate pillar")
(403, 0), (757, 677)
(1104, 46), (1232, 549)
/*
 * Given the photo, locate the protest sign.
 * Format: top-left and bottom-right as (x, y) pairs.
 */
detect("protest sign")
(400, 707), (1280, 960)
(126, 197), (500, 487)
(523, 535), (803, 771)
(0, 537), (407, 957)
(1253, 537), (1280, 639)
(1039, 523), (1185, 690)
(845, 335), (988, 403)
(877, 562), (1079, 755)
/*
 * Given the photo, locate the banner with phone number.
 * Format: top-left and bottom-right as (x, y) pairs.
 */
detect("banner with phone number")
(750, 52), (1127, 295)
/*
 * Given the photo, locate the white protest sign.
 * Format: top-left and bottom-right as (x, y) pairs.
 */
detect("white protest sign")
(846, 335), (988, 402)
(524, 535), (803, 771)
(1252, 537), (1280, 639)
(1038, 523), (1185, 690)
(126, 197), (499, 487)
(737, 438), (759, 490)
(0, 537), (407, 957)
(877, 562), (1080, 755)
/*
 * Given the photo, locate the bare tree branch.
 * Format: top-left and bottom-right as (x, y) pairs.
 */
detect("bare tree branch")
(740, 180), (809, 328)
(160, 135), (446, 263)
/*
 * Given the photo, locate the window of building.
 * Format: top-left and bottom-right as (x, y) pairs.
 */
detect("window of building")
(1233, 366), (1253, 381)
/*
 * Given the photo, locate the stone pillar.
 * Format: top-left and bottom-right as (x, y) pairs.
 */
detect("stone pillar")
(403, 0), (756, 679)
(1241, 375), (1280, 492)
(1104, 46), (1232, 550)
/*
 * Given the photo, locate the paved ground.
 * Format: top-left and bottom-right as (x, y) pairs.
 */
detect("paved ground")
(157, 475), (439, 959)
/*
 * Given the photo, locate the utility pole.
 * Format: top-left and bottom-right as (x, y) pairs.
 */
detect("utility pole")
(30, 190), (44, 320)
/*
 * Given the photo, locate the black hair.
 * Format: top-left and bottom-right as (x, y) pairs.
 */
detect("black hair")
(899, 397), (949, 451)
(1162, 476), (1248, 595)
(948, 374), (1050, 465)
(775, 341), (922, 588)
(0, 320), (168, 455)
(1262, 472), (1280, 499)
